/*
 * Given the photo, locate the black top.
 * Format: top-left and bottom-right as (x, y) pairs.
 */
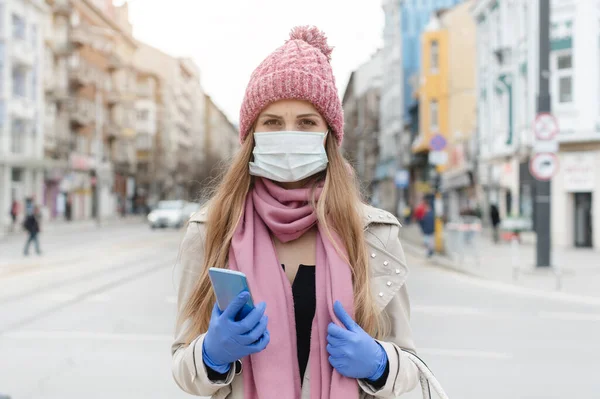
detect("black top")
(282, 264), (316, 382)
(205, 264), (389, 389)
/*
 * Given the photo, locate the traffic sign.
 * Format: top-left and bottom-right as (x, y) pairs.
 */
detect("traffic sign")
(530, 153), (559, 181)
(429, 150), (448, 166)
(394, 169), (410, 188)
(533, 112), (559, 141)
(430, 134), (447, 151)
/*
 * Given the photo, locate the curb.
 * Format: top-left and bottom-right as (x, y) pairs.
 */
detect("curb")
(400, 239), (600, 306)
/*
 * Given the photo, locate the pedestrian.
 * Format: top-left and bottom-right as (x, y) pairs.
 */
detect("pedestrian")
(172, 26), (419, 398)
(418, 202), (435, 258)
(9, 200), (19, 232)
(65, 195), (72, 221)
(23, 205), (42, 256)
(490, 203), (501, 243)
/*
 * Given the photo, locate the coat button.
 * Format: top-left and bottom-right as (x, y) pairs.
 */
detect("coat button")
(368, 214), (372, 219)
(395, 269), (401, 274)
(371, 253), (376, 258)
(379, 214), (384, 219)
(378, 292), (384, 297)
(383, 261), (389, 266)
(387, 281), (392, 287)
(387, 214), (392, 218)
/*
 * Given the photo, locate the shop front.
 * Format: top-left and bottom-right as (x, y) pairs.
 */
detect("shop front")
(553, 151), (597, 249)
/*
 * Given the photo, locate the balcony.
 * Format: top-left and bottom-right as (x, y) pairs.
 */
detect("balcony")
(11, 97), (36, 120)
(107, 90), (124, 105)
(69, 65), (93, 87)
(52, 0), (72, 16)
(107, 54), (123, 72)
(70, 27), (89, 47)
(12, 40), (35, 67)
(69, 99), (94, 127)
(137, 84), (155, 98)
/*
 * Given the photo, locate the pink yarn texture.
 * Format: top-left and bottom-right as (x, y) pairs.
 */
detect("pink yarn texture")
(239, 26), (344, 146)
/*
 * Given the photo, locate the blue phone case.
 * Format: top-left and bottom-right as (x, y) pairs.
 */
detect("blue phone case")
(208, 268), (255, 320)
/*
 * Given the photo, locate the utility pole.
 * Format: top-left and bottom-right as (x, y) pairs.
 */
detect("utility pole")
(94, 91), (103, 227)
(535, 0), (551, 267)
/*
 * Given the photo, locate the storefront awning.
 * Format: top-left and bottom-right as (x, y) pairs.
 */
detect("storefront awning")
(441, 168), (474, 192)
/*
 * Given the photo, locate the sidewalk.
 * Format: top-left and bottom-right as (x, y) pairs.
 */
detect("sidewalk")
(399, 223), (600, 299)
(0, 215), (145, 241)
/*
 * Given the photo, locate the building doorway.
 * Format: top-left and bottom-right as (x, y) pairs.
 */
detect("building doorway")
(574, 193), (593, 248)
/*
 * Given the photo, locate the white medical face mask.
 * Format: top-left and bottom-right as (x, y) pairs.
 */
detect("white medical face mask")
(249, 131), (328, 183)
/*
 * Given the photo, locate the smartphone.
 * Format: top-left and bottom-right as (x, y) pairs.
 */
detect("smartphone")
(208, 268), (255, 321)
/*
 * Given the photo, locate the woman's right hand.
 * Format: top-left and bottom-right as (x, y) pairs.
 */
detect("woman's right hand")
(202, 292), (270, 373)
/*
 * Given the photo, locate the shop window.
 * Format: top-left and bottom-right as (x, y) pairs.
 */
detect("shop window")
(12, 13), (25, 40)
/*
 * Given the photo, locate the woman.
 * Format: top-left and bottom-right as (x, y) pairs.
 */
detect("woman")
(172, 26), (419, 399)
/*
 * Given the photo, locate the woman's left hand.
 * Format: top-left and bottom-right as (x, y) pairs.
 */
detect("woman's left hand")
(327, 301), (388, 380)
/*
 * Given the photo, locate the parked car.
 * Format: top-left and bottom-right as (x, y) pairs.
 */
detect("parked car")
(147, 200), (186, 229)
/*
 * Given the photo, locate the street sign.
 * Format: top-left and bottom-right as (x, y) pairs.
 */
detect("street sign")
(530, 152), (559, 181)
(394, 169), (410, 188)
(430, 134), (447, 151)
(429, 150), (448, 166)
(533, 112), (559, 141)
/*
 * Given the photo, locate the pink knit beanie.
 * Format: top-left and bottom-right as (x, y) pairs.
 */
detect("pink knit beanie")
(239, 26), (344, 146)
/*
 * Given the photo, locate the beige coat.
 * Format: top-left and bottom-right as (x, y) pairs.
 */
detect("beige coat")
(172, 203), (419, 398)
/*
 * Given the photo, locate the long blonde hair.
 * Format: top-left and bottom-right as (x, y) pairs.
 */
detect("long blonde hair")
(179, 134), (388, 344)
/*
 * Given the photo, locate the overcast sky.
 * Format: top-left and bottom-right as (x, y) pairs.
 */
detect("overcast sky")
(127, 0), (384, 125)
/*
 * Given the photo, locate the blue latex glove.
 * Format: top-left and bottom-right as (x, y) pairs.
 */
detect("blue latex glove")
(202, 292), (270, 373)
(327, 300), (388, 380)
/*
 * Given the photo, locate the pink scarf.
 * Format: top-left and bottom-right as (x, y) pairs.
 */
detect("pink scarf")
(228, 178), (358, 399)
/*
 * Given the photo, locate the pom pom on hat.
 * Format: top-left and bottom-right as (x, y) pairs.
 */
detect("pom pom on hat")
(288, 26), (333, 62)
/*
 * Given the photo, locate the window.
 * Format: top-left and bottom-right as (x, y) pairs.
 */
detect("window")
(31, 70), (36, 100)
(12, 67), (26, 97)
(0, 43), (4, 94)
(31, 24), (37, 48)
(430, 100), (439, 131)
(430, 40), (439, 73)
(137, 109), (149, 122)
(71, 10), (80, 27)
(12, 14), (25, 40)
(556, 53), (572, 104)
(11, 119), (26, 153)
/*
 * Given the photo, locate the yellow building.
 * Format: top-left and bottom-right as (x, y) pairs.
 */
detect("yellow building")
(414, 1), (477, 250)
(415, 20), (449, 157)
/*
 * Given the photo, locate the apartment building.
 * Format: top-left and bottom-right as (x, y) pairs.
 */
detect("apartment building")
(416, 1), (477, 220)
(133, 43), (206, 201)
(0, 0), (47, 235)
(204, 94), (237, 163)
(134, 69), (160, 207)
(473, 0), (600, 249)
(342, 50), (383, 203)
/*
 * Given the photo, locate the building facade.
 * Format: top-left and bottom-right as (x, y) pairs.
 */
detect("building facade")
(473, 0), (600, 249)
(377, 0), (403, 214)
(0, 0), (47, 235)
(417, 0), (477, 221)
(342, 50), (383, 203)
(134, 68), (160, 208)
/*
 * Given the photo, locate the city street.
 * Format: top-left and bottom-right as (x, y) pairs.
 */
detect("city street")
(0, 222), (598, 399)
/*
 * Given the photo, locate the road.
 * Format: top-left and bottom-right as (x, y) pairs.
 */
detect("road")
(0, 222), (598, 398)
